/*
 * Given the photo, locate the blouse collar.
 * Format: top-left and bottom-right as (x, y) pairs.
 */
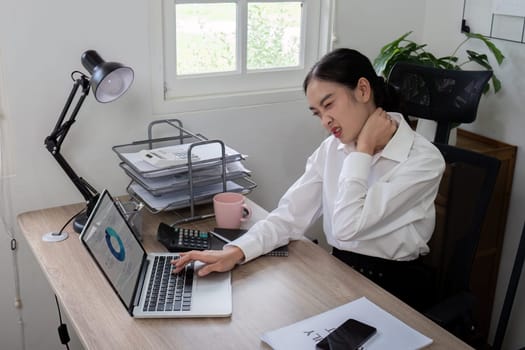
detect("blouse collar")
(338, 112), (415, 163)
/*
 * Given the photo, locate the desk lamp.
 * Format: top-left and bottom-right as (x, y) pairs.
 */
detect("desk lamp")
(43, 50), (134, 242)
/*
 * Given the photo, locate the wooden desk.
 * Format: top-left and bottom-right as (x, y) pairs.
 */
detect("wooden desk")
(18, 199), (472, 350)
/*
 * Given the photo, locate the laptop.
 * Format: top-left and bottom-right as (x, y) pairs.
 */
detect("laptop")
(79, 189), (232, 318)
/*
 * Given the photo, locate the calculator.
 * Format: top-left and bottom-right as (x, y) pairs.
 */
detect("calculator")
(139, 149), (200, 169)
(157, 222), (211, 252)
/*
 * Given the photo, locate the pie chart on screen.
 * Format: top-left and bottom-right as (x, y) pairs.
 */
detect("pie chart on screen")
(105, 227), (126, 261)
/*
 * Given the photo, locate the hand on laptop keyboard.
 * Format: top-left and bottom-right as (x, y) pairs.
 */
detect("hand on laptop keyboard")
(171, 246), (245, 277)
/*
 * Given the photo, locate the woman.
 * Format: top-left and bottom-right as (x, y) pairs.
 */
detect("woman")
(172, 48), (445, 310)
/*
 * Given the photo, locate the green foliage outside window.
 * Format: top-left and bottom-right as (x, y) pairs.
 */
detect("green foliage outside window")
(176, 4), (236, 75)
(176, 2), (302, 76)
(247, 3), (301, 70)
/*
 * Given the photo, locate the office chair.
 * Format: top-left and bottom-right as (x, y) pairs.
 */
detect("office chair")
(387, 62), (493, 144)
(421, 143), (500, 346)
(492, 220), (525, 350)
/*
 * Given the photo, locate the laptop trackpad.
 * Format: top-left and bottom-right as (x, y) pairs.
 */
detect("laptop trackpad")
(192, 263), (232, 315)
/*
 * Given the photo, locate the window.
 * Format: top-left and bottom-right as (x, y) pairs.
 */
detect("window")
(150, 0), (334, 113)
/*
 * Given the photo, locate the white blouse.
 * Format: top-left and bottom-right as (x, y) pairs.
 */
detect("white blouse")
(231, 113), (445, 262)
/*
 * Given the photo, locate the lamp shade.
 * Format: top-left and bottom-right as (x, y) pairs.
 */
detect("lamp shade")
(81, 50), (134, 103)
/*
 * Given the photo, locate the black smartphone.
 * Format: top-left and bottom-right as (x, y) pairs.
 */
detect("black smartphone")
(316, 318), (377, 350)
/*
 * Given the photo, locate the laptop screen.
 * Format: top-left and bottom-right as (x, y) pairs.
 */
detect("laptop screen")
(80, 190), (146, 309)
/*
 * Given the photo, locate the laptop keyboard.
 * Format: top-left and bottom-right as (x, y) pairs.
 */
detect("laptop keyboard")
(143, 255), (194, 312)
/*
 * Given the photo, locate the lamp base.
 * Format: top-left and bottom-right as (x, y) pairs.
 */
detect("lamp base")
(42, 231), (69, 242)
(73, 212), (89, 233)
(41, 208), (89, 241)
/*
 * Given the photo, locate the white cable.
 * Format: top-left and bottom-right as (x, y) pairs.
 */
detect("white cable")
(2, 216), (26, 350)
(0, 144), (26, 350)
(0, 49), (26, 350)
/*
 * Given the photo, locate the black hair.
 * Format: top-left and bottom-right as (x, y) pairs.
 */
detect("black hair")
(303, 48), (399, 111)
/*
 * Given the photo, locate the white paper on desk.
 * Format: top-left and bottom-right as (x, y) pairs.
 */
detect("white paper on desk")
(261, 297), (433, 350)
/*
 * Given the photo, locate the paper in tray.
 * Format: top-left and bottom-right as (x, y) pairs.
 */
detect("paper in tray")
(118, 142), (246, 177)
(129, 181), (245, 212)
(114, 119), (256, 217)
(120, 161), (252, 195)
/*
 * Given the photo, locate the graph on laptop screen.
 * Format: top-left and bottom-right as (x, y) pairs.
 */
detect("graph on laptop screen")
(81, 193), (144, 306)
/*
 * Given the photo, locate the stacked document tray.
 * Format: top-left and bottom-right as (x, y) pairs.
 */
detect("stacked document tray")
(112, 119), (256, 217)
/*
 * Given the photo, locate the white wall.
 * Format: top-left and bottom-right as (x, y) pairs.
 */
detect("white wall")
(0, 1), (323, 349)
(2, 0), (524, 349)
(332, 0), (426, 59)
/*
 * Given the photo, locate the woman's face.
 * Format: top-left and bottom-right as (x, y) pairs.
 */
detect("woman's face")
(306, 78), (374, 145)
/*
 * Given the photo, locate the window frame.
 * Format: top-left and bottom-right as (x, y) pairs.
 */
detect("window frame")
(149, 0), (334, 113)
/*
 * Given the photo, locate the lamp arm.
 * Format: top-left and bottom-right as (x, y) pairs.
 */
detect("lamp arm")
(46, 151), (98, 202)
(44, 74), (98, 205)
(47, 74), (90, 148)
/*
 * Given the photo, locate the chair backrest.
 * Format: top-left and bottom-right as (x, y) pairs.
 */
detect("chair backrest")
(387, 62), (493, 144)
(424, 143), (500, 301)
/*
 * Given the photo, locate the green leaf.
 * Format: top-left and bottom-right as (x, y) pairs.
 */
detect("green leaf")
(438, 56), (459, 63)
(435, 59), (458, 70)
(465, 32), (505, 65)
(374, 31), (419, 75)
(404, 42), (427, 52)
(437, 56), (459, 69)
(466, 50), (492, 70)
(374, 48), (401, 76)
(383, 52), (413, 78)
(492, 75), (502, 93)
(378, 31), (413, 54)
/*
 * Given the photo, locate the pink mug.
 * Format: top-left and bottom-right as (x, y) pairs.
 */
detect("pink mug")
(213, 192), (252, 229)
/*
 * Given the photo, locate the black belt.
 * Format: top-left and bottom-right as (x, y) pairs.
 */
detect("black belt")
(332, 248), (422, 276)
(332, 247), (434, 311)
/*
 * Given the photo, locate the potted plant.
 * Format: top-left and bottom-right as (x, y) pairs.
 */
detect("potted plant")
(373, 31), (505, 93)
(372, 31), (505, 143)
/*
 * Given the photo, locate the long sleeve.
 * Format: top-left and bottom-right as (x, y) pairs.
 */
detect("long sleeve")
(230, 149), (325, 262)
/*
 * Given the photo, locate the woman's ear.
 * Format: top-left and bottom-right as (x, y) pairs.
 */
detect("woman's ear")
(354, 77), (372, 103)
